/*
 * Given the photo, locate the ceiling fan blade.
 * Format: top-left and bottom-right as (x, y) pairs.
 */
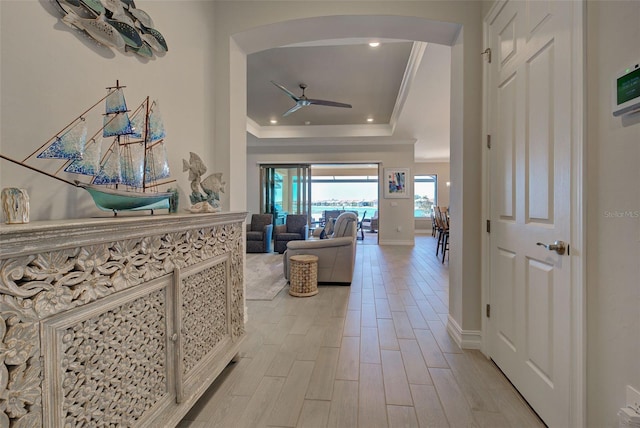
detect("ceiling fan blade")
(282, 103), (304, 117)
(307, 99), (352, 109)
(271, 81), (300, 102)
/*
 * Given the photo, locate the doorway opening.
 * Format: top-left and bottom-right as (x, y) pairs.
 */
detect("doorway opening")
(259, 163), (379, 244)
(311, 163), (379, 245)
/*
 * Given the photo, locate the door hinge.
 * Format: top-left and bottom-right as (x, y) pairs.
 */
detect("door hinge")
(486, 304), (491, 318)
(486, 219), (491, 233)
(481, 48), (492, 64)
(487, 134), (492, 149)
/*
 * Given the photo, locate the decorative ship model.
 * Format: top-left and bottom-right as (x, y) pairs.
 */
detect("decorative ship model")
(0, 81), (175, 215)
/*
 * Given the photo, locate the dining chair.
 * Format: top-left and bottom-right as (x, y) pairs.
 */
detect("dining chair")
(435, 206), (449, 263)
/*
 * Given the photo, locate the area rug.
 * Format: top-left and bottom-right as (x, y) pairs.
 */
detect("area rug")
(244, 252), (288, 300)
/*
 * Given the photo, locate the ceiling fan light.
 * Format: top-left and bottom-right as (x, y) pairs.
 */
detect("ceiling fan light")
(368, 41), (380, 47)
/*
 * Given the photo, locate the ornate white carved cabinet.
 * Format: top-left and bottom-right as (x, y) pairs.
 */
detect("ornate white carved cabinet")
(0, 212), (246, 427)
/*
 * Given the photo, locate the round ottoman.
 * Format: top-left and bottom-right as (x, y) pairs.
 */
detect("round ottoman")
(289, 254), (319, 297)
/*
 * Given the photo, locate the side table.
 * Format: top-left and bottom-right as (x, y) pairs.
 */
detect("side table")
(289, 254), (319, 297)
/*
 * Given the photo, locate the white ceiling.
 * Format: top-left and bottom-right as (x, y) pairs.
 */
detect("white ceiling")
(244, 23), (454, 162)
(248, 42), (413, 127)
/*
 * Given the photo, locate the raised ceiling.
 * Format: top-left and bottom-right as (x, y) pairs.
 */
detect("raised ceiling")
(246, 38), (452, 162)
(247, 42), (413, 127)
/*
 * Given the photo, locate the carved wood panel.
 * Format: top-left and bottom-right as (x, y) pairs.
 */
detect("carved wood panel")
(181, 259), (228, 376)
(41, 278), (172, 427)
(0, 213), (246, 427)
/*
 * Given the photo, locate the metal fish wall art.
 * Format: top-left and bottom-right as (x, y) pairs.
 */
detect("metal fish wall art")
(55, 0), (168, 58)
(62, 12), (126, 50)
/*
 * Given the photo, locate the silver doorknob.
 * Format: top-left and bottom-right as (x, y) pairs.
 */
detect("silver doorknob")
(536, 240), (567, 255)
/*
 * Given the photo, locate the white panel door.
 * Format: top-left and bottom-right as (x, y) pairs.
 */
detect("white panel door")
(487, 1), (576, 426)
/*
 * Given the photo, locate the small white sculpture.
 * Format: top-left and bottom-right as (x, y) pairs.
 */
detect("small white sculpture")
(182, 152), (226, 213)
(2, 188), (30, 224)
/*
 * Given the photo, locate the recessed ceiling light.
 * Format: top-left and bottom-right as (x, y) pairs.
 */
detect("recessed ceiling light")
(270, 119), (278, 124)
(305, 121), (311, 125)
(367, 117), (374, 122)
(369, 41), (380, 47)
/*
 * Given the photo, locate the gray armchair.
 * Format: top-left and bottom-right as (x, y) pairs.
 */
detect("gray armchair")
(246, 214), (273, 253)
(284, 212), (357, 285)
(274, 214), (309, 254)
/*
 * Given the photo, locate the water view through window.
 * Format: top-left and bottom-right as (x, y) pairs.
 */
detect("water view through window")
(311, 176), (377, 223)
(414, 175), (437, 217)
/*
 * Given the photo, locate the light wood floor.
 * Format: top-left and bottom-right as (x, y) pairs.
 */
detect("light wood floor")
(178, 236), (545, 428)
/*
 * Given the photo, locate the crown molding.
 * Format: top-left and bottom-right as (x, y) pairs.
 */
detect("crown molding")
(247, 119), (393, 139)
(389, 41), (428, 133)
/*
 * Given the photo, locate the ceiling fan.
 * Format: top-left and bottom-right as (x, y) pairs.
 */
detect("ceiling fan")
(271, 81), (352, 117)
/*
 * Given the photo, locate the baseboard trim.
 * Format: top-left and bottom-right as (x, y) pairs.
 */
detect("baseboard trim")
(447, 315), (482, 350)
(378, 239), (414, 246)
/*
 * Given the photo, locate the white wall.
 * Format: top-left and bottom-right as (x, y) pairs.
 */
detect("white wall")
(413, 161), (450, 231)
(247, 142), (416, 244)
(0, 1), (216, 221)
(586, 2), (640, 426)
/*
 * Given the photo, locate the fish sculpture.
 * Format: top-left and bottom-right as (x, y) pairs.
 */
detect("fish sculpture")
(79, 0), (105, 16)
(183, 152), (208, 195)
(139, 24), (168, 52)
(182, 152), (225, 210)
(141, 33), (164, 53)
(128, 6), (154, 29)
(201, 173), (226, 197)
(102, 0), (126, 17)
(62, 12), (126, 50)
(127, 42), (153, 58)
(105, 17), (142, 48)
(55, 0), (167, 58)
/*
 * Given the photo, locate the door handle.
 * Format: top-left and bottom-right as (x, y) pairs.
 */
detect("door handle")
(536, 240), (567, 255)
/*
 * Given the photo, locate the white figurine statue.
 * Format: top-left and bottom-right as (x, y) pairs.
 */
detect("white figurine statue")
(182, 152), (226, 212)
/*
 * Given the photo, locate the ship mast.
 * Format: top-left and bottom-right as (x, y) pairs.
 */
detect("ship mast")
(142, 96), (150, 192)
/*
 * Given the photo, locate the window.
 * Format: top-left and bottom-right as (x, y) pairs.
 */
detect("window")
(414, 175), (437, 217)
(310, 175), (378, 223)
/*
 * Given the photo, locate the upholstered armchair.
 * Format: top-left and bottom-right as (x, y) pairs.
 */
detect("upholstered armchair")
(274, 214), (309, 254)
(246, 213), (273, 253)
(283, 212), (358, 284)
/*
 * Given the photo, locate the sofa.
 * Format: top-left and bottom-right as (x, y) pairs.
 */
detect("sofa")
(283, 212), (357, 285)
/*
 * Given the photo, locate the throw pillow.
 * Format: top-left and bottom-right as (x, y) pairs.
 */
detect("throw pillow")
(324, 217), (335, 236)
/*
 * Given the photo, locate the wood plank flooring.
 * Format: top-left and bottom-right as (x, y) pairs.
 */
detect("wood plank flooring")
(178, 236), (544, 428)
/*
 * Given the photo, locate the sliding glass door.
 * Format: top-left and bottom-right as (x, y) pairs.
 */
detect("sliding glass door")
(260, 164), (311, 225)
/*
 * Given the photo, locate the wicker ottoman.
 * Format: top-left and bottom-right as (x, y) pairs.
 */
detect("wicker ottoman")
(289, 254), (319, 297)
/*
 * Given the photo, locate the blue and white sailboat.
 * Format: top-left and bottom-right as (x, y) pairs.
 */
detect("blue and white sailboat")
(0, 81), (174, 215)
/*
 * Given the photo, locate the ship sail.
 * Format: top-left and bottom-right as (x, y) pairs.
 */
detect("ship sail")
(105, 87), (128, 114)
(144, 101), (170, 183)
(37, 121), (87, 160)
(145, 142), (170, 183)
(93, 143), (122, 185)
(129, 108), (145, 139)
(103, 88), (134, 137)
(64, 136), (103, 176)
(147, 101), (166, 142)
(120, 142), (145, 188)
